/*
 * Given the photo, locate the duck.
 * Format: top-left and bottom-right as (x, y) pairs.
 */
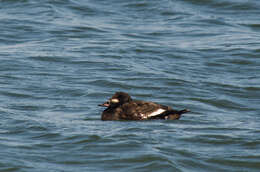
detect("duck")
(99, 92), (190, 120)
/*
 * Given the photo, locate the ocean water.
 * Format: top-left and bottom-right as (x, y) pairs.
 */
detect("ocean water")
(0, 0), (260, 171)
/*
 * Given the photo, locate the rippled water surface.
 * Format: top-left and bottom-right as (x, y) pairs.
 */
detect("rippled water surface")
(1, 0), (260, 171)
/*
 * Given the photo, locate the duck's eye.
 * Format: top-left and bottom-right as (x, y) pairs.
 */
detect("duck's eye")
(111, 98), (119, 103)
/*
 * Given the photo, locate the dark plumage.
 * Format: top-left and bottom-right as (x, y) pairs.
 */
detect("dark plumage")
(99, 92), (190, 121)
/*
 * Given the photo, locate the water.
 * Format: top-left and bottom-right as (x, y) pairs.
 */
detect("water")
(0, 0), (260, 171)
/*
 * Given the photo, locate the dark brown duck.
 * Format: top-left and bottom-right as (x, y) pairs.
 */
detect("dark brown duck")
(99, 92), (190, 120)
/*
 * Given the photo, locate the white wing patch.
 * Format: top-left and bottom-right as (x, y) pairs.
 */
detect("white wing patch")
(141, 113), (147, 119)
(147, 108), (166, 117)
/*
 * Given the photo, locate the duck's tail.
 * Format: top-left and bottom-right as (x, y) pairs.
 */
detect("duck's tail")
(178, 109), (190, 115)
(168, 109), (190, 120)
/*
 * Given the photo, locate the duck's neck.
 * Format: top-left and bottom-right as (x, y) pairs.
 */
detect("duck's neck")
(101, 107), (116, 120)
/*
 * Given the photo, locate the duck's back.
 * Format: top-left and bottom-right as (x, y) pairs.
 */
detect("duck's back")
(119, 100), (171, 120)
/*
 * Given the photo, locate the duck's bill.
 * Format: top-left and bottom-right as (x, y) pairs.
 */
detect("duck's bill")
(98, 102), (110, 107)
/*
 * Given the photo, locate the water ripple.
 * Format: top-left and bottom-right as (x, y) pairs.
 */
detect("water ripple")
(1, 0), (260, 171)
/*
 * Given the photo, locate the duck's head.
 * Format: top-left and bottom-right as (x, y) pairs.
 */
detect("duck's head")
(99, 92), (132, 108)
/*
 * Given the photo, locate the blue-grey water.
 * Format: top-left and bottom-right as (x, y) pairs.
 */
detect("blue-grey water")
(1, 0), (260, 171)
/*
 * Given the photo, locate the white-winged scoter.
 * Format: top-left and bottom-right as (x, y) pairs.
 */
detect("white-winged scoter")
(99, 92), (190, 120)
